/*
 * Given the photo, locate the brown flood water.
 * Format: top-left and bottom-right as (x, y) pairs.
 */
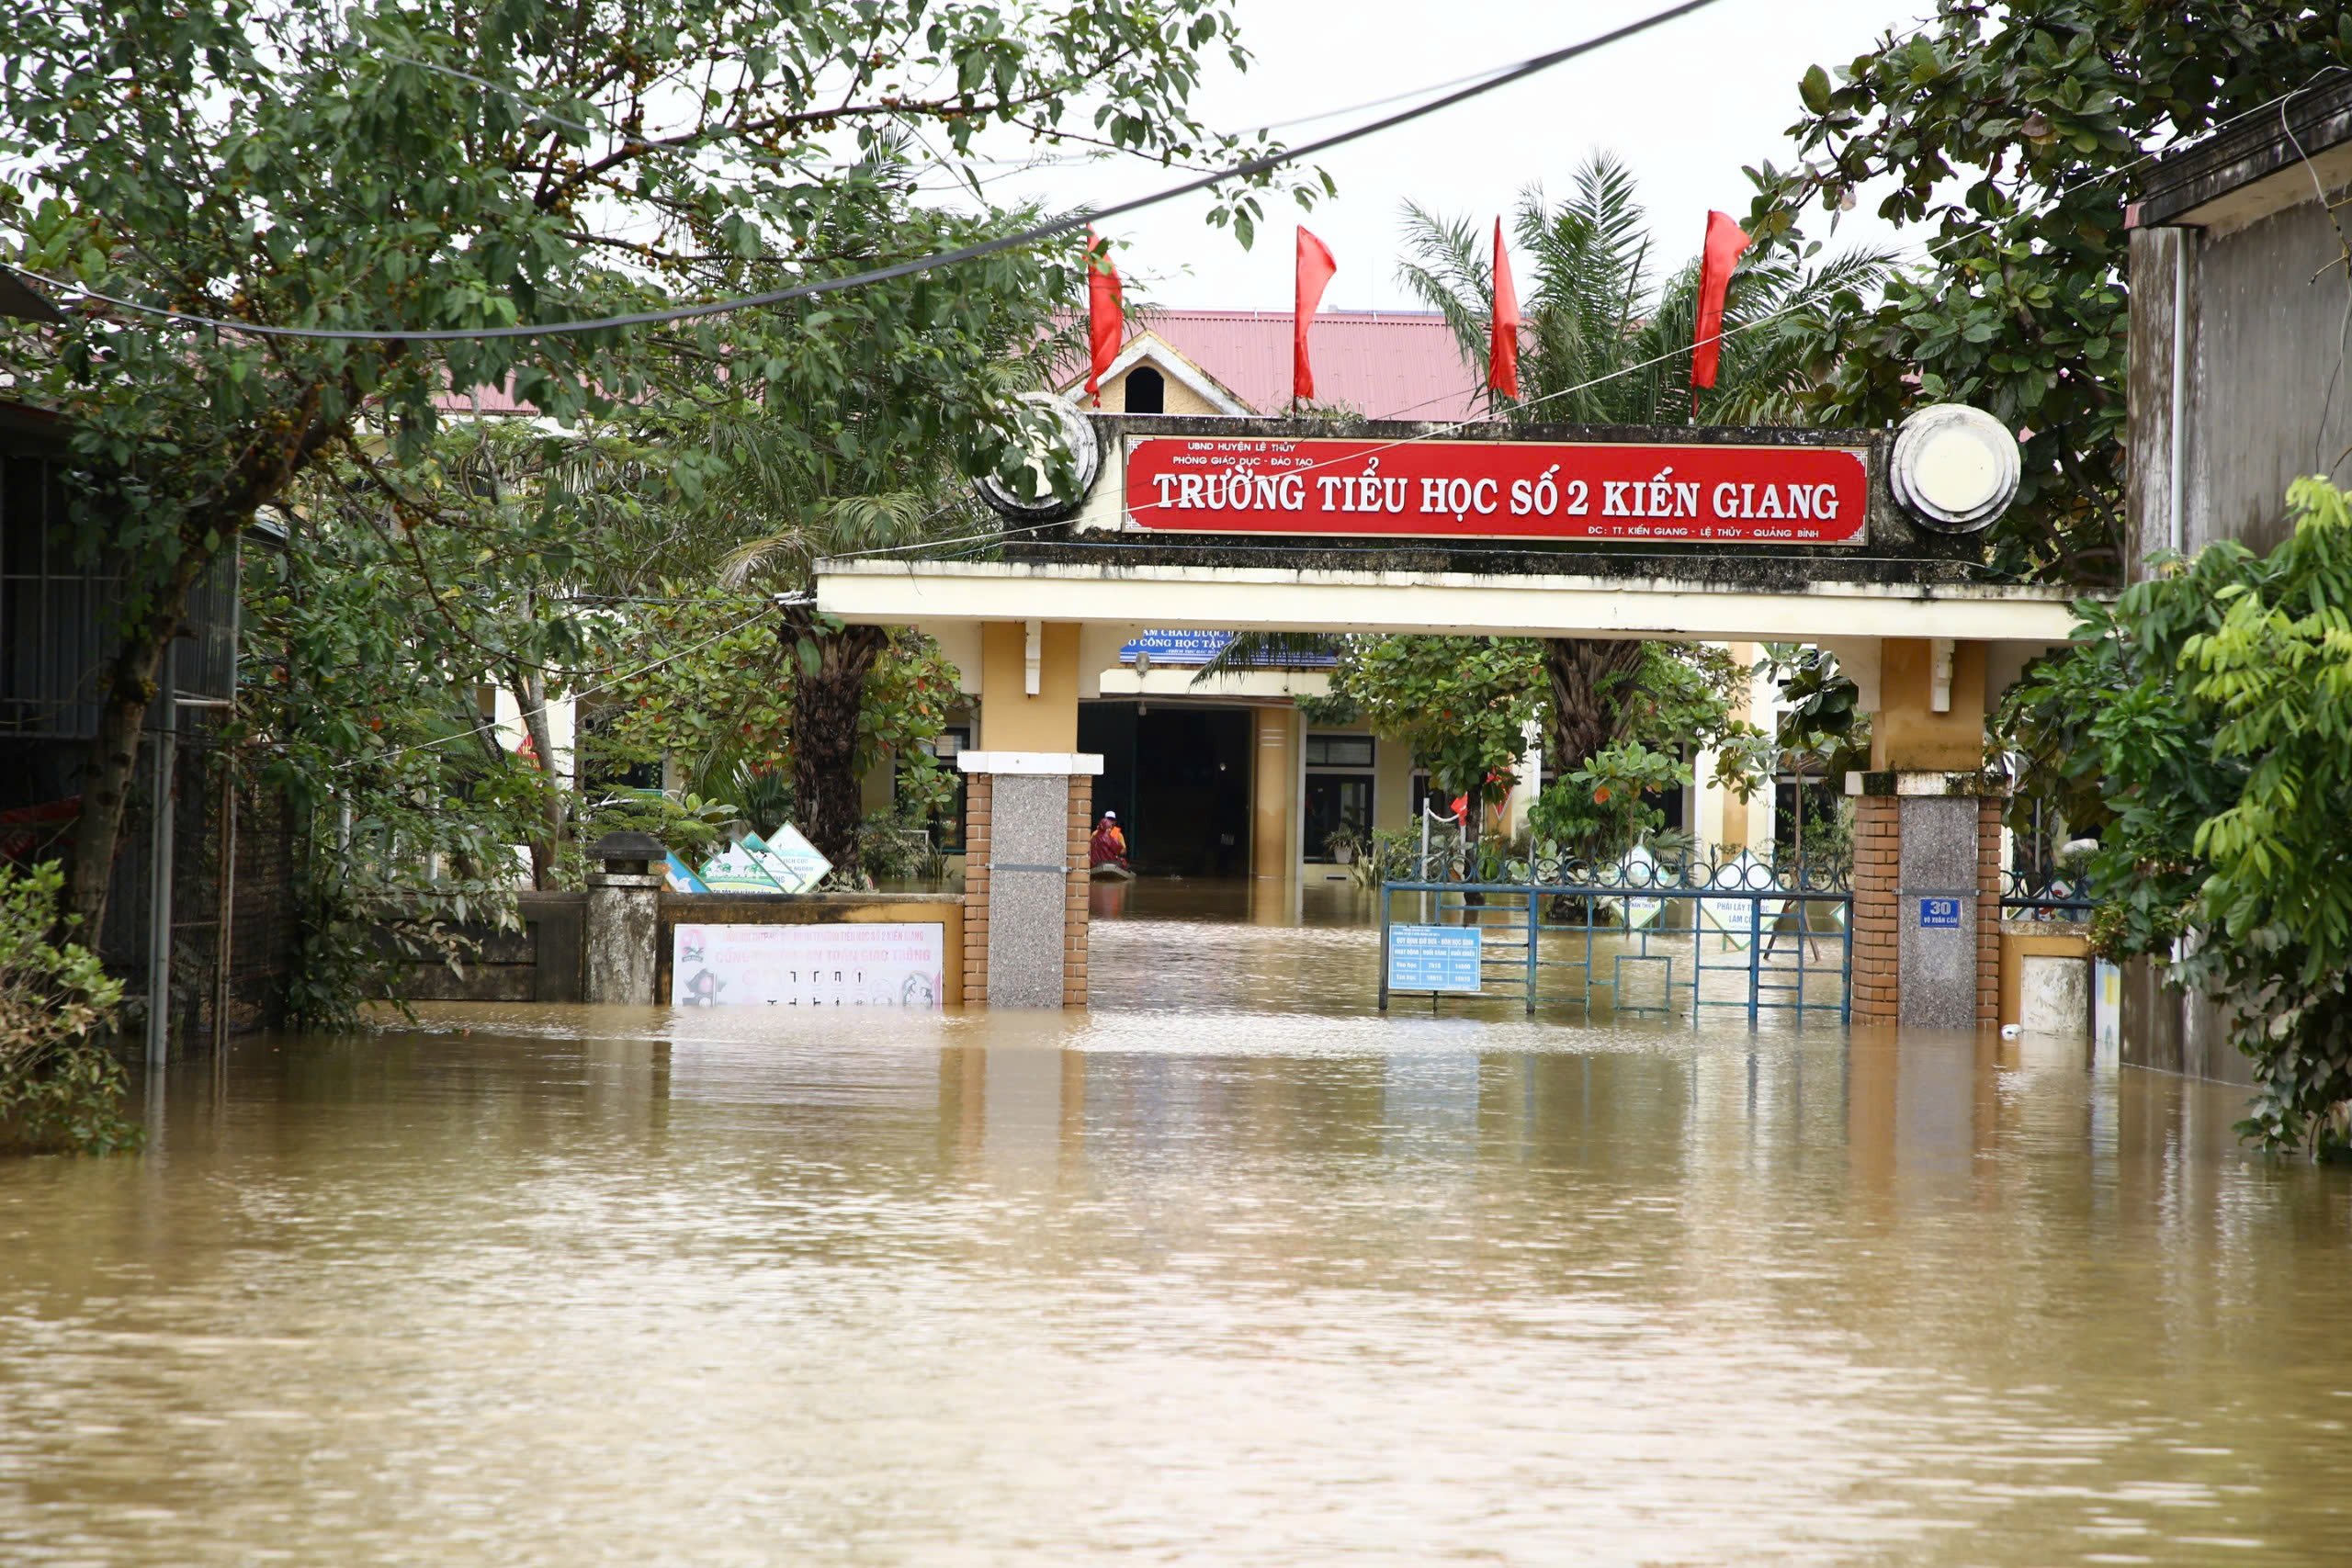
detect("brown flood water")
(5, 879), (2351, 1565)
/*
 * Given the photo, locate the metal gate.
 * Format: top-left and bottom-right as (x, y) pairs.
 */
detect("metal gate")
(1378, 855), (1854, 1024)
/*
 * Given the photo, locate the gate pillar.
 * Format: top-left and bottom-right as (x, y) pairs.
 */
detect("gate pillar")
(1849, 637), (2003, 1030)
(1250, 705), (1300, 881)
(959, 621), (1098, 1008)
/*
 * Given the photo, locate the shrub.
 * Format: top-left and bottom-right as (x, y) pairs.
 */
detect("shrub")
(0, 861), (136, 1156)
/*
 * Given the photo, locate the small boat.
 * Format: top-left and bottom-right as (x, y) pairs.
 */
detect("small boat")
(1089, 862), (1136, 881)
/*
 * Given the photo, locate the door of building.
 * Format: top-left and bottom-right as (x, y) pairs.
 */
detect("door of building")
(1304, 732), (1375, 862)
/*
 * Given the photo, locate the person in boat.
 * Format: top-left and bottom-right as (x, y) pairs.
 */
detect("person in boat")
(1089, 810), (1127, 870)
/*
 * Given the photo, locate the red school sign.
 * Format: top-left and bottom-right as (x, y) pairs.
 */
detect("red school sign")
(1123, 435), (1869, 546)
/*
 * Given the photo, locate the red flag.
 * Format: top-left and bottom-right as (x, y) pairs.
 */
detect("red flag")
(1488, 217), (1521, 401)
(1084, 230), (1123, 400)
(1690, 210), (1751, 409)
(1293, 226), (1337, 404)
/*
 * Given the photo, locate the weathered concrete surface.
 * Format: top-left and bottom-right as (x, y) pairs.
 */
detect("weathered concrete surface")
(2121, 85), (2352, 1086)
(2130, 202), (2352, 577)
(584, 873), (662, 1005)
(391, 891), (584, 1004)
(2019, 953), (2090, 1041)
(2119, 958), (2254, 1087)
(1896, 796), (1980, 1031)
(985, 773), (1072, 1007)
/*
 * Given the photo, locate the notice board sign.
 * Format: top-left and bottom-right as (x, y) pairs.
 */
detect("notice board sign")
(1124, 435), (1868, 546)
(672, 921), (945, 1009)
(1387, 924), (1483, 994)
(1919, 897), (1962, 929)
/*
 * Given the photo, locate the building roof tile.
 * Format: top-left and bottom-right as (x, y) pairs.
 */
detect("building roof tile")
(1113, 308), (1485, 421)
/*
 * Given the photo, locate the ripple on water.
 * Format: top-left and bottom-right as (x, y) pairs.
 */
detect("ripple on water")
(1, 884), (2349, 1564)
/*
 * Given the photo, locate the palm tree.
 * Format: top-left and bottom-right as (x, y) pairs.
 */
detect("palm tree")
(1397, 152), (1894, 773)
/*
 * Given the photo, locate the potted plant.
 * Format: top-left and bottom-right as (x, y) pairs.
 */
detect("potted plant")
(1325, 818), (1366, 866)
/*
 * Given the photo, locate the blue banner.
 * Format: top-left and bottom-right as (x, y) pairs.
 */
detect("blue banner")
(1118, 629), (1336, 669)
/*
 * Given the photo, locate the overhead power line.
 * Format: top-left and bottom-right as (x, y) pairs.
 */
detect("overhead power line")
(1, 0), (1726, 343)
(824, 66), (2352, 567)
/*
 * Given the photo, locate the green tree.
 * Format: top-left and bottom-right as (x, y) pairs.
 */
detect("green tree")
(1327, 634), (1756, 847)
(2006, 478), (2352, 1158)
(1330, 637), (1541, 816)
(1527, 739), (1691, 864)
(1397, 152), (1891, 767)
(1747, 2), (2349, 581)
(1, 0), (1316, 936)
(588, 584), (966, 880)
(243, 436), (622, 1024)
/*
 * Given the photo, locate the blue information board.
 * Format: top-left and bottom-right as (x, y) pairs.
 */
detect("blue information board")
(1118, 628), (1339, 668)
(1919, 897), (1962, 929)
(1387, 924), (1484, 994)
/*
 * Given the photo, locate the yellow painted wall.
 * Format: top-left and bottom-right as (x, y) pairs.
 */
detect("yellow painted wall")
(859, 754), (895, 815)
(1251, 705), (1298, 880)
(977, 620), (1082, 751)
(1374, 734), (1412, 833)
(1871, 637), (1990, 771)
(1089, 356), (1229, 416)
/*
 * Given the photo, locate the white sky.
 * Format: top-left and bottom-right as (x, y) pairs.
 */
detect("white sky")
(974, 0), (1932, 310)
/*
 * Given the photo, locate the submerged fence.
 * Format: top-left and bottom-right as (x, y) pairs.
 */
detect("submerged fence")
(1379, 853), (1854, 1025)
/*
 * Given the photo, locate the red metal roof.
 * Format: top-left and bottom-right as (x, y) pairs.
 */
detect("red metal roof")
(433, 307), (1487, 423)
(1125, 308), (1485, 421)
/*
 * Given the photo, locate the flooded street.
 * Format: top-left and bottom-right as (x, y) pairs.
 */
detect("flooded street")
(5, 882), (2351, 1565)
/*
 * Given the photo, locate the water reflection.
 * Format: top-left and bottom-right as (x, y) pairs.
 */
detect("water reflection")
(1, 881), (2349, 1564)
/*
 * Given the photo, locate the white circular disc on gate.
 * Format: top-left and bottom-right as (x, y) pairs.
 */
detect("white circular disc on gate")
(1891, 403), (2020, 534)
(976, 392), (1101, 517)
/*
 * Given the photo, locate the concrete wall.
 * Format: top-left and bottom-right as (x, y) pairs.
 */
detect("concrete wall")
(978, 621), (1083, 750)
(1869, 639), (1987, 773)
(2128, 201), (2352, 577)
(1998, 926), (2092, 1033)
(2120, 179), (2352, 1084)
(396, 892), (586, 1003)
(390, 892), (966, 1009)
(655, 893), (965, 1008)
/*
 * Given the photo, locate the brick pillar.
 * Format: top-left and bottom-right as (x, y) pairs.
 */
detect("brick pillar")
(1847, 773), (2005, 1030)
(1065, 775), (1091, 1007)
(956, 751), (1101, 1008)
(962, 772), (992, 1005)
(1850, 795), (1900, 1022)
(1976, 796), (2004, 1029)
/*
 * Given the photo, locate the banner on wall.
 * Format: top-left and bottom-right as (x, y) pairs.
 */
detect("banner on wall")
(671, 921), (945, 1010)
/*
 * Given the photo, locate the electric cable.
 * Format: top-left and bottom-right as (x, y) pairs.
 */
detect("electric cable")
(0, 0), (1727, 342)
(327, 592), (808, 773)
(844, 65), (2352, 554)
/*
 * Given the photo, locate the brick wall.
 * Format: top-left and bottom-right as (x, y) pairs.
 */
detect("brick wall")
(1064, 775), (1091, 1007)
(1850, 795), (1899, 1022)
(1976, 796), (2003, 1029)
(962, 773), (991, 1004)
